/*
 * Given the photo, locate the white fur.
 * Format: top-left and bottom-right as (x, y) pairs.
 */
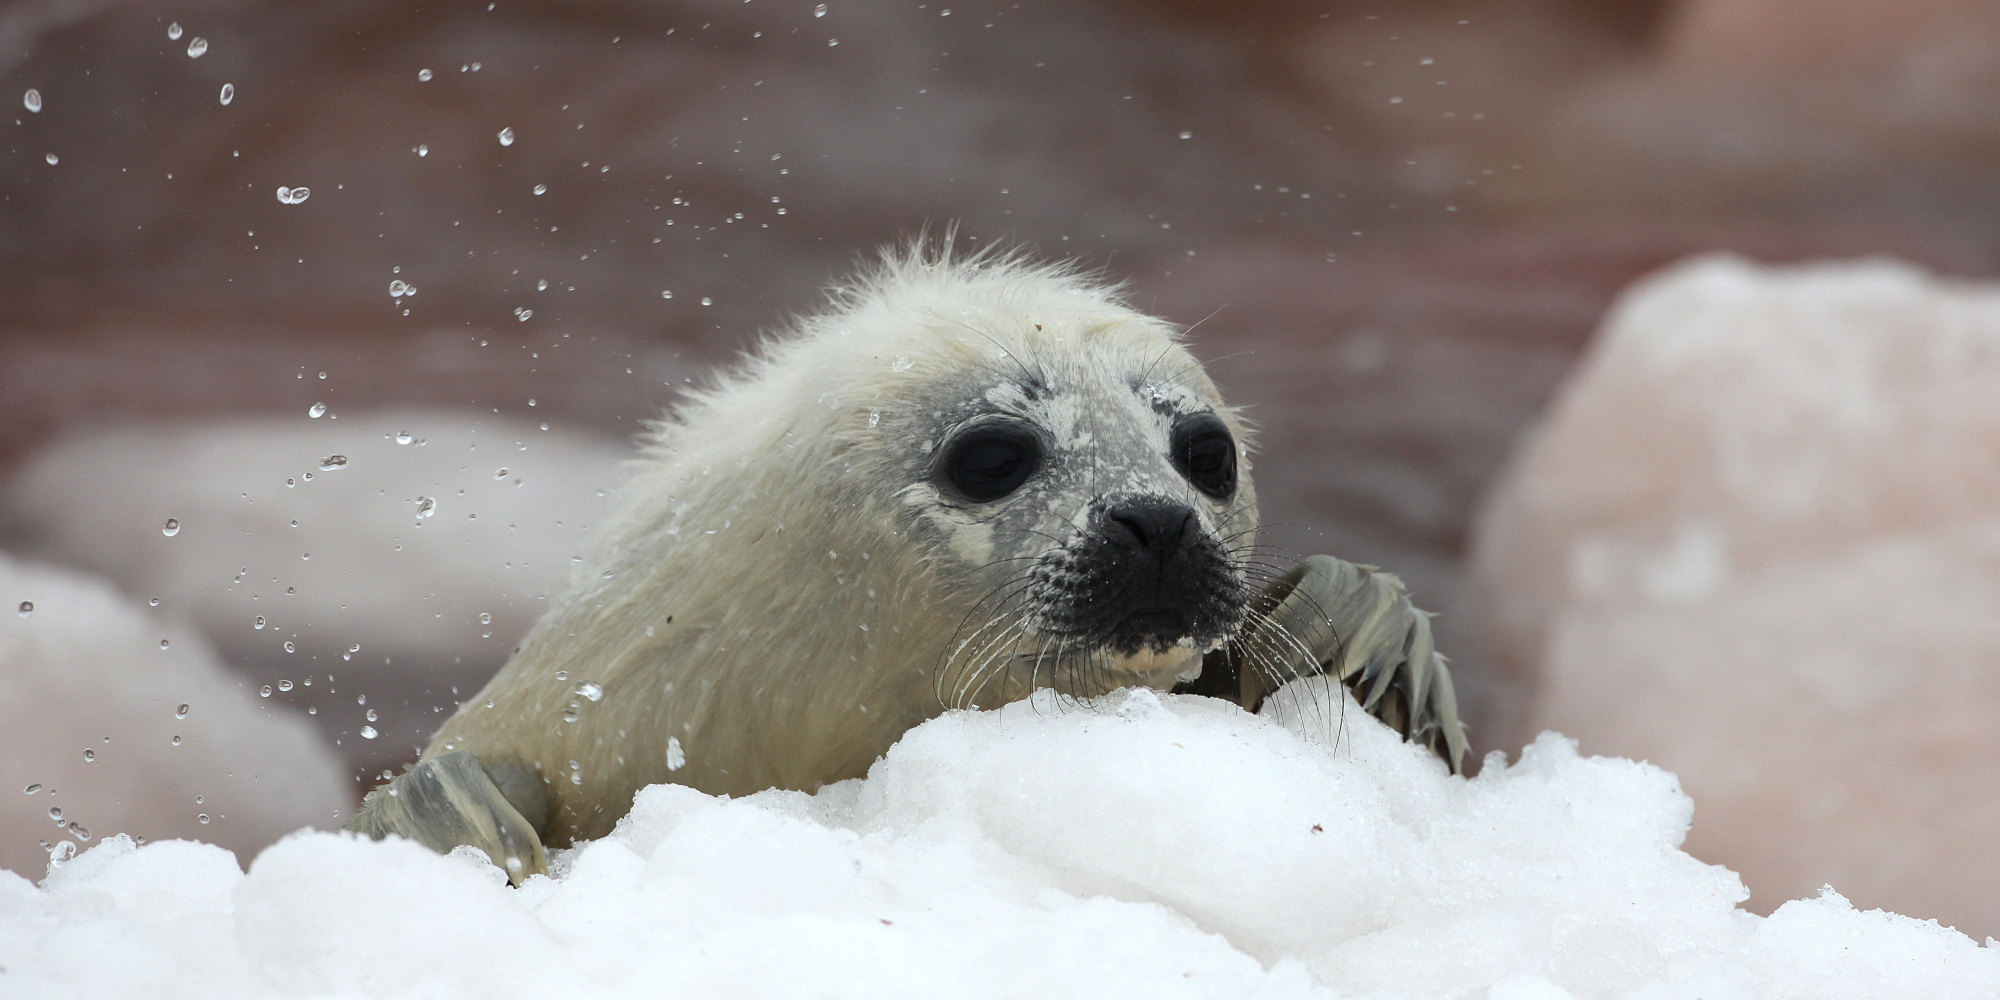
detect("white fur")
(427, 245), (1256, 844)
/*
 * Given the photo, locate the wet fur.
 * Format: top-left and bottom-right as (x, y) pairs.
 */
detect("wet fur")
(425, 245), (1259, 845)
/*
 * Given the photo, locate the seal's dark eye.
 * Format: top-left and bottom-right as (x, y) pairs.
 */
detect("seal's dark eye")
(1172, 413), (1236, 500)
(943, 424), (1042, 502)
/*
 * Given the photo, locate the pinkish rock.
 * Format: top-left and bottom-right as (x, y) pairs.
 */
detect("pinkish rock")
(0, 551), (348, 879)
(1472, 254), (2000, 936)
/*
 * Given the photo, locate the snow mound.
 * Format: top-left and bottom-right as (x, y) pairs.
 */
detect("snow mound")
(1, 409), (625, 689)
(0, 550), (347, 882)
(1473, 254), (2000, 933)
(4, 688), (1993, 999)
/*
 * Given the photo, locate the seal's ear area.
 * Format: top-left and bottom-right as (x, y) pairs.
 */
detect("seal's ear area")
(1174, 555), (1470, 775)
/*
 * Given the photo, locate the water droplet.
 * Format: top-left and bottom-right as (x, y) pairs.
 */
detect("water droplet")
(492, 468), (509, 480)
(699, 296), (712, 306)
(175, 704), (190, 719)
(359, 725), (379, 740)
(414, 144), (429, 157)
(317, 454), (348, 471)
(533, 183), (547, 195)
(171, 735), (181, 745)
(24, 783), (40, 794)
(477, 612), (493, 625)
(666, 736), (686, 770)
(167, 22), (184, 40)
(259, 684), (273, 698)
(560, 706), (581, 723)
(277, 679), (294, 692)
(254, 616), (266, 630)
(574, 680), (604, 702)
(218, 83), (234, 105)
(308, 401), (327, 418)
(814, 3), (827, 14)
(149, 597), (160, 607)
(283, 641), (296, 653)
(159, 639), (170, 650)
(23, 89), (42, 113)
(276, 186), (310, 205)
(554, 670), (569, 682)
(16, 601), (30, 617)
(161, 518), (181, 537)
(418, 68), (433, 82)
(395, 430), (414, 445)
(49, 806), (63, 821)
(187, 37), (208, 58)
(659, 289), (673, 299)
(415, 497), (437, 519)
(867, 410), (881, 428)
(514, 307), (533, 322)
(44, 153), (58, 166)
(197, 813), (210, 824)
(82, 748), (94, 762)
(497, 127), (515, 147)
(892, 355), (913, 372)
(1179, 130), (1193, 140)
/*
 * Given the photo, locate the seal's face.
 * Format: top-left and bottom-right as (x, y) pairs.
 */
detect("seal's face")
(882, 315), (1258, 708)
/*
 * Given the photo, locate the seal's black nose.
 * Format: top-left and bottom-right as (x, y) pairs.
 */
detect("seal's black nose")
(1104, 497), (1196, 558)
(1037, 494), (1240, 655)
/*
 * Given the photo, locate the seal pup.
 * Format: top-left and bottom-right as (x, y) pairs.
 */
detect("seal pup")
(352, 244), (1466, 882)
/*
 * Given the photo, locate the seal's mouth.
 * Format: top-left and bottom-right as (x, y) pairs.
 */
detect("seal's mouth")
(1108, 608), (1192, 651)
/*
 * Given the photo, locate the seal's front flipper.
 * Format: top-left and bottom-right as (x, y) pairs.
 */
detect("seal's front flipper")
(347, 750), (549, 885)
(1178, 555), (1469, 774)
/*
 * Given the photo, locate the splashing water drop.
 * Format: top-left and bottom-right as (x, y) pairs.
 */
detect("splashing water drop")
(23, 89), (42, 113)
(187, 37), (208, 58)
(308, 402), (327, 418)
(162, 518), (181, 537)
(219, 83), (234, 106)
(497, 127), (515, 146)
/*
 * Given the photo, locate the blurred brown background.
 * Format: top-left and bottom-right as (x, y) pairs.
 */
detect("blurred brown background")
(3, 0), (1998, 933)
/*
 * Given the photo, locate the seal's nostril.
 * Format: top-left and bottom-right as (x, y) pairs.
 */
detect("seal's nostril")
(1105, 498), (1195, 556)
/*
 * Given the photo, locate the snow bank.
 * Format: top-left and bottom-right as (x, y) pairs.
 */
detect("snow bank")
(3, 688), (1993, 999)
(1472, 255), (2000, 934)
(1, 410), (626, 767)
(0, 550), (347, 882)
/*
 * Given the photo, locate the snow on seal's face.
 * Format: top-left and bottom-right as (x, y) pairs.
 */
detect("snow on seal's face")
(831, 259), (1260, 709)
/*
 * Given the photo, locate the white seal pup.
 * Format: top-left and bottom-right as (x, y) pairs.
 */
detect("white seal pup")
(352, 245), (1466, 882)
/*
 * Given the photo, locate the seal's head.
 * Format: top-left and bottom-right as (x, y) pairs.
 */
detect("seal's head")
(820, 249), (1259, 707)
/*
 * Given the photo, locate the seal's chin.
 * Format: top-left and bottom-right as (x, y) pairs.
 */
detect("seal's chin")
(1097, 643), (1206, 689)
